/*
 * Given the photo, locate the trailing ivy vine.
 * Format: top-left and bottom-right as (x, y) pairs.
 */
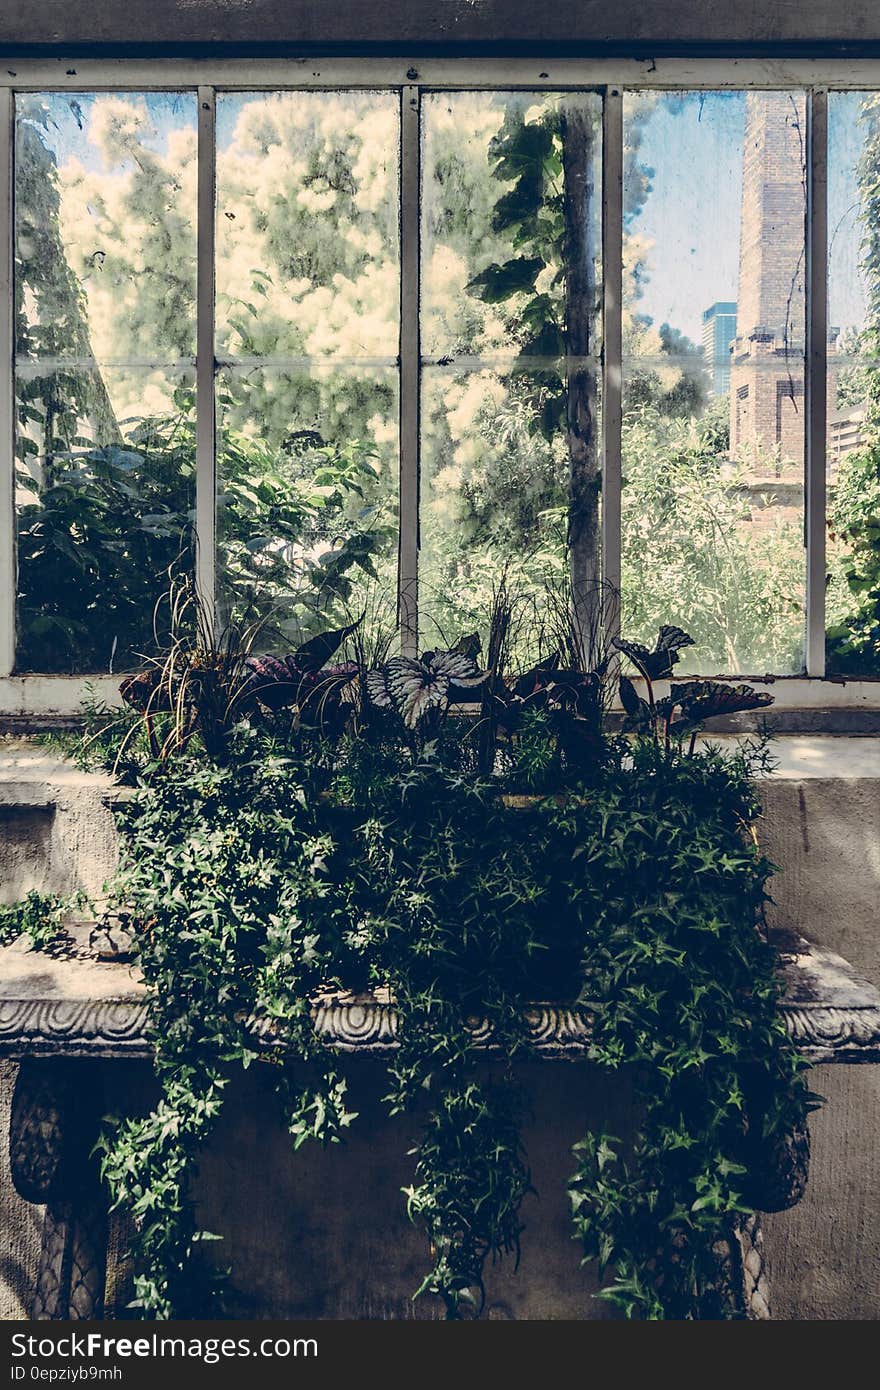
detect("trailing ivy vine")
(564, 737), (809, 1318)
(0, 891), (70, 951)
(38, 581), (816, 1320)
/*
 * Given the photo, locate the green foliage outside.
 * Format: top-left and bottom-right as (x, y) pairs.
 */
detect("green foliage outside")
(14, 92), (400, 672)
(15, 88), (866, 679)
(15, 382), (394, 671)
(620, 401), (804, 672)
(826, 95), (880, 673)
(27, 597), (811, 1322)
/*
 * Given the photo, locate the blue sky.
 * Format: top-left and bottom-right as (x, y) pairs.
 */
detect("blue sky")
(24, 91), (196, 169)
(632, 90), (866, 344)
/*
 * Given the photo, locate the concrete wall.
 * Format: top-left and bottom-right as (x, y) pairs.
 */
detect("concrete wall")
(757, 776), (880, 1320)
(1, 740), (879, 1319)
(4, 0), (880, 51)
(0, 746), (118, 907)
(0, 1060), (43, 1319)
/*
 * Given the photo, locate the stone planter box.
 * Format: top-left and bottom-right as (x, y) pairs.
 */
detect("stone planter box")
(0, 924), (878, 1319)
(3, 738), (880, 1319)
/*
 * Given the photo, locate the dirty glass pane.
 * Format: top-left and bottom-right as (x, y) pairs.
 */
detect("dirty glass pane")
(621, 91), (807, 676)
(14, 92), (197, 673)
(15, 368), (195, 674)
(215, 92), (399, 361)
(826, 93), (880, 675)
(214, 93), (400, 641)
(215, 364), (398, 640)
(420, 365), (572, 646)
(420, 91), (602, 651)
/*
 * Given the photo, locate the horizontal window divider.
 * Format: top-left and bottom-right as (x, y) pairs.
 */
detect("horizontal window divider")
(216, 355), (400, 371)
(622, 354), (807, 368)
(15, 357), (197, 376)
(420, 354), (603, 372)
(0, 675), (123, 715)
(623, 677), (880, 710)
(2, 675), (880, 723)
(445, 679), (880, 699)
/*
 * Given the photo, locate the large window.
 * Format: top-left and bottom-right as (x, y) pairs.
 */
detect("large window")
(2, 63), (879, 702)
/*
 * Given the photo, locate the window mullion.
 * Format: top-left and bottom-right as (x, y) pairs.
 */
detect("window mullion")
(399, 84), (420, 657)
(601, 87), (624, 645)
(196, 85), (217, 635)
(0, 89), (13, 677)
(806, 88), (828, 678)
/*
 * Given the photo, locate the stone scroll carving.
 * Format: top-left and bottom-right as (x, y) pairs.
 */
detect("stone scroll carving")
(1, 992), (878, 1062)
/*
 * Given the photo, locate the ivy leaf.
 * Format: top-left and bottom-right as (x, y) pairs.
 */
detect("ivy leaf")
(466, 256), (546, 304)
(488, 119), (554, 180)
(492, 177), (546, 234)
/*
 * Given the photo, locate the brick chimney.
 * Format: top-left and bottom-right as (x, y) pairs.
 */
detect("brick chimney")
(729, 92), (808, 467)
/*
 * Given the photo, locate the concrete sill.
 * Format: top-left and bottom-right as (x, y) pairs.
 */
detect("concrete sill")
(0, 929), (877, 1065)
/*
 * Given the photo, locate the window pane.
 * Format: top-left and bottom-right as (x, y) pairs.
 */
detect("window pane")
(215, 93), (400, 642)
(215, 92), (399, 360)
(621, 91), (806, 675)
(826, 93), (880, 675)
(15, 368), (195, 674)
(14, 92), (197, 673)
(420, 91), (602, 648)
(421, 365), (574, 643)
(216, 365), (398, 639)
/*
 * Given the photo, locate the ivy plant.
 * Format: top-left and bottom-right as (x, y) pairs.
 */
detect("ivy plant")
(37, 583), (817, 1320)
(0, 891), (71, 951)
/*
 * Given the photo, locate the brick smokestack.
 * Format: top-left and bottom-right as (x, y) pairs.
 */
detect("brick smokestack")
(729, 92), (807, 466)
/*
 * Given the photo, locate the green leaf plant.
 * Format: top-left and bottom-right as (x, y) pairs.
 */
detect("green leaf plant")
(0, 891), (73, 952)
(38, 574), (816, 1320)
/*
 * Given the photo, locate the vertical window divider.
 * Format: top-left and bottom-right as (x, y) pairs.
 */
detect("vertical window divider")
(196, 85), (217, 636)
(806, 88), (828, 678)
(601, 87), (624, 647)
(0, 88), (14, 676)
(399, 84), (421, 657)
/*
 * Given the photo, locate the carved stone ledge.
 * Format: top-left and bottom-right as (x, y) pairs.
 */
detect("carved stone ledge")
(0, 937), (153, 1059)
(0, 999), (153, 1058)
(773, 939), (880, 1064)
(0, 934), (878, 1062)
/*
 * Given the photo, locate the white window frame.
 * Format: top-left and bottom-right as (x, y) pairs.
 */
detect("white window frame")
(1, 56), (878, 716)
